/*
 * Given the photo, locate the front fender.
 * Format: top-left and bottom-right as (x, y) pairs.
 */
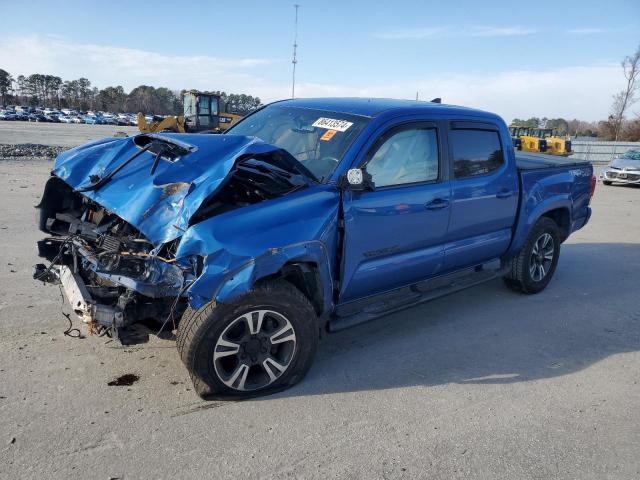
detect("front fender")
(175, 185), (341, 315)
(187, 241), (334, 314)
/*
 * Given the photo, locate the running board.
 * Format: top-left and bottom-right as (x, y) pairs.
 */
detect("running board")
(329, 264), (506, 332)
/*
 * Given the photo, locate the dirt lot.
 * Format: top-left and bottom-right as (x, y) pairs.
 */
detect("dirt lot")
(0, 124), (639, 479)
(0, 121), (139, 146)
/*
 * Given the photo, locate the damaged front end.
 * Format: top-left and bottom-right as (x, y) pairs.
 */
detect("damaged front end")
(34, 133), (316, 340)
(34, 177), (190, 337)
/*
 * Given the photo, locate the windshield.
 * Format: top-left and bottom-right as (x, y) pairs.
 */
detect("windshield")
(227, 105), (369, 181)
(620, 149), (640, 161)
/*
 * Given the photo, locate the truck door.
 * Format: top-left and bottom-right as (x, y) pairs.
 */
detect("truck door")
(444, 121), (518, 271)
(339, 122), (451, 303)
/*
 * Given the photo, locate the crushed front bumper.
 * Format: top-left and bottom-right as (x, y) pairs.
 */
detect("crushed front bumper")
(34, 264), (125, 328)
(601, 169), (640, 184)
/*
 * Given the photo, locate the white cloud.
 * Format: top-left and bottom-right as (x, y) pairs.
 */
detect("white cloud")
(374, 25), (536, 40)
(1, 35), (273, 92)
(0, 35), (623, 121)
(287, 64), (622, 122)
(567, 28), (607, 35)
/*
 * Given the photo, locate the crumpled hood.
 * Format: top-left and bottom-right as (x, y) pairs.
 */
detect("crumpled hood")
(53, 133), (288, 246)
(610, 157), (640, 171)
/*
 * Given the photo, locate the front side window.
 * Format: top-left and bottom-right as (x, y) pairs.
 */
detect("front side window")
(451, 129), (503, 178)
(366, 127), (438, 188)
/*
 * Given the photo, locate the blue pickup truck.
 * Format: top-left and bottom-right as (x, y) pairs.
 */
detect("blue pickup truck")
(34, 98), (595, 398)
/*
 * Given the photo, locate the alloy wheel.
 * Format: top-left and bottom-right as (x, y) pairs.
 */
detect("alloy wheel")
(529, 233), (555, 282)
(213, 310), (297, 391)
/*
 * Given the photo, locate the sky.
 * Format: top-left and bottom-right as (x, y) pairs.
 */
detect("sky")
(1, 0), (639, 121)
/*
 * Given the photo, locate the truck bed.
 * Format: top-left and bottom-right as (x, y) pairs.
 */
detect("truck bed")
(516, 153), (590, 171)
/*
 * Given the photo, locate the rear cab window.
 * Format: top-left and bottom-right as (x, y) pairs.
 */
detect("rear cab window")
(449, 123), (504, 179)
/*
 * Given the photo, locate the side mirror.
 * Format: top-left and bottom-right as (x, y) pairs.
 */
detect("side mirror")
(340, 168), (374, 191)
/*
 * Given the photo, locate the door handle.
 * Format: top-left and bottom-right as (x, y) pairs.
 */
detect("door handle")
(496, 189), (514, 199)
(425, 198), (450, 210)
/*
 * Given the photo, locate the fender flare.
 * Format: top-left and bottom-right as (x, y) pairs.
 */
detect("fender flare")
(186, 240), (335, 316)
(507, 195), (572, 256)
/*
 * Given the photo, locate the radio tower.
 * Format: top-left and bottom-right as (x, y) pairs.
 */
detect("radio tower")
(291, 4), (300, 99)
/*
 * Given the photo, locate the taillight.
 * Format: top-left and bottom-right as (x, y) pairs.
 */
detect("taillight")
(589, 174), (596, 200)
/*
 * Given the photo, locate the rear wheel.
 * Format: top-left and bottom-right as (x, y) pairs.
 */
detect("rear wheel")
(504, 217), (560, 294)
(176, 280), (318, 399)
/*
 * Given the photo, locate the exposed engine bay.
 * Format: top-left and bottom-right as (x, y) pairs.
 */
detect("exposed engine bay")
(35, 178), (187, 339)
(34, 139), (313, 341)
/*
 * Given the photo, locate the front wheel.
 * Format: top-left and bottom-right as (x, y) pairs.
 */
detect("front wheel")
(504, 217), (561, 294)
(176, 280), (318, 399)
(602, 180), (612, 186)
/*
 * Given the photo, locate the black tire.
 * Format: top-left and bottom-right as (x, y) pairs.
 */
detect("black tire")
(503, 217), (561, 294)
(602, 180), (612, 186)
(176, 280), (318, 399)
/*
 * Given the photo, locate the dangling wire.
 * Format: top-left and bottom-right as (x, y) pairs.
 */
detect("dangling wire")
(155, 282), (192, 336)
(58, 285), (83, 338)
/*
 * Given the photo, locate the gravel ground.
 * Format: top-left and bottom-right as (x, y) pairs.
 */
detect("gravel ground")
(0, 147), (638, 478)
(0, 122), (139, 147)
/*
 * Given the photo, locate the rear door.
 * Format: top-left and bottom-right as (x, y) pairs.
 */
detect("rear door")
(339, 121), (451, 303)
(444, 121), (518, 271)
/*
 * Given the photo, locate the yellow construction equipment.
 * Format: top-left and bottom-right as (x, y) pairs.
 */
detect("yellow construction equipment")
(137, 113), (186, 133)
(540, 129), (572, 156)
(138, 90), (243, 134)
(509, 125), (572, 156)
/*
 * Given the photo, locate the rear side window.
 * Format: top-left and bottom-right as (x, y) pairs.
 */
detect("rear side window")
(366, 127), (439, 188)
(450, 129), (503, 178)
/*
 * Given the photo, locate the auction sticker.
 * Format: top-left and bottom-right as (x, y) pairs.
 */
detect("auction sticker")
(312, 117), (353, 132)
(320, 129), (338, 141)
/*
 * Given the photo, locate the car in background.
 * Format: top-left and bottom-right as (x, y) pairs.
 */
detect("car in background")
(102, 116), (118, 125)
(28, 113), (47, 122)
(71, 116), (83, 124)
(0, 111), (17, 120)
(44, 114), (60, 123)
(58, 115), (74, 123)
(14, 111), (30, 121)
(602, 149), (640, 186)
(83, 115), (104, 125)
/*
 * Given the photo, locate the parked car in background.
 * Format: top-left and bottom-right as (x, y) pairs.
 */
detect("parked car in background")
(0, 111), (17, 120)
(28, 113), (47, 122)
(58, 115), (74, 123)
(14, 111), (30, 121)
(602, 149), (640, 185)
(71, 116), (83, 124)
(83, 115), (104, 125)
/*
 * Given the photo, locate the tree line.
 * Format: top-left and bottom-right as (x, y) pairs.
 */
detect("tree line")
(510, 45), (640, 142)
(509, 116), (640, 141)
(0, 69), (262, 115)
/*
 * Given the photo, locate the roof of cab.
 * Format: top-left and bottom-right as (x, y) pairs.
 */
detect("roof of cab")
(273, 97), (495, 119)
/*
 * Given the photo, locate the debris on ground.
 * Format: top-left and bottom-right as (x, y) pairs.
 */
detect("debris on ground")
(0, 144), (66, 159)
(107, 374), (140, 386)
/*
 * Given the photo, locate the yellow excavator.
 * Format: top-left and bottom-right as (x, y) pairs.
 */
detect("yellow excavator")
(509, 125), (572, 156)
(138, 90), (243, 134)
